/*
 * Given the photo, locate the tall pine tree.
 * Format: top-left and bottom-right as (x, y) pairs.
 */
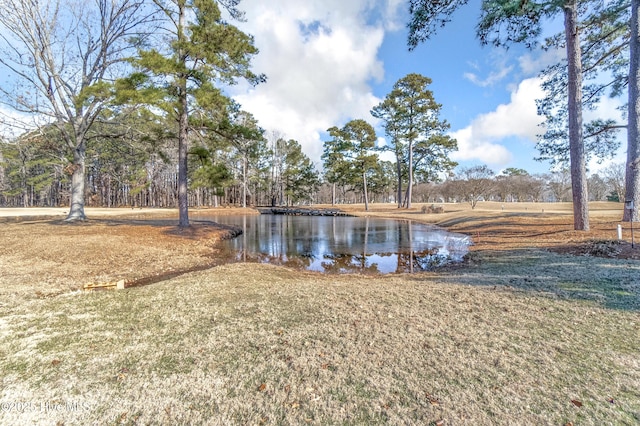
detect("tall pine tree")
(372, 74), (454, 209)
(120, 0), (263, 226)
(408, 0), (597, 230)
(324, 120), (378, 211)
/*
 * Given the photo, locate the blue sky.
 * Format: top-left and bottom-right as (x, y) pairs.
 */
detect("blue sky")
(229, 0), (627, 176)
(0, 0), (626, 176)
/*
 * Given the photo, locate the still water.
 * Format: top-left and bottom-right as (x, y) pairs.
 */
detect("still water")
(201, 214), (471, 274)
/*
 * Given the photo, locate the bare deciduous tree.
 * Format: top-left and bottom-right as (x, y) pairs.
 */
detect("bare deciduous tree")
(602, 162), (627, 202)
(0, 0), (153, 220)
(457, 165), (495, 209)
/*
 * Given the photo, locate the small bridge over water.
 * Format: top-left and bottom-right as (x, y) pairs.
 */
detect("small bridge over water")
(257, 207), (352, 217)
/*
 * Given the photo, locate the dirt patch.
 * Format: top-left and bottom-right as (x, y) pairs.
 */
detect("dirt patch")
(554, 239), (640, 260)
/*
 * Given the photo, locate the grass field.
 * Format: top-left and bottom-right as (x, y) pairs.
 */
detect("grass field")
(0, 203), (639, 425)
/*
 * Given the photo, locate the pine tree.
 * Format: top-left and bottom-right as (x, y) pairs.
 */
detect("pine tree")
(119, 0), (264, 226)
(408, 0), (600, 230)
(371, 73), (454, 209)
(324, 120), (378, 211)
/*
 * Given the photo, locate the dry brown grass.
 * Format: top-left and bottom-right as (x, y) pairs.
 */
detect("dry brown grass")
(1, 204), (639, 425)
(0, 219), (231, 300)
(1, 264), (639, 425)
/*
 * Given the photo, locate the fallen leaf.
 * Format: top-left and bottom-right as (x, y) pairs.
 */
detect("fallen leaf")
(571, 399), (583, 407)
(426, 393), (440, 406)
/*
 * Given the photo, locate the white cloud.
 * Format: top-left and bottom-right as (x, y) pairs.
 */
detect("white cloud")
(380, 0), (406, 31)
(229, 0), (401, 163)
(518, 48), (565, 76)
(462, 50), (515, 88)
(0, 106), (41, 140)
(450, 77), (546, 165)
(451, 74), (628, 171)
(463, 65), (513, 87)
(584, 94), (625, 123)
(449, 126), (514, 165)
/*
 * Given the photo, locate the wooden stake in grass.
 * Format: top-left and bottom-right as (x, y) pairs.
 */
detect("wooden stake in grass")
(83, 279), (126, 291)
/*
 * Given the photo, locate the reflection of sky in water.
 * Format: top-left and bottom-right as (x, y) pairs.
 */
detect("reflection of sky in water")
(196, 214), (471, 274)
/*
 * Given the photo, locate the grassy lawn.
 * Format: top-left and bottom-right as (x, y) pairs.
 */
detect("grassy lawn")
(1, 261), (639, 424)
(0, 204), (639, 424)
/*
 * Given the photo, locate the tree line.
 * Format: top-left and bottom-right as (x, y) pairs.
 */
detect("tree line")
(428, 164), (627, 208)
(0, 69), (456, 211)
(0, 120), (321, 209)
(0, 120), (627, 210)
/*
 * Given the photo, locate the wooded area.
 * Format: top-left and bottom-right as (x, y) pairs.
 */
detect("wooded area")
(0, 126), (627, 208)
(0, 0), (638, 224)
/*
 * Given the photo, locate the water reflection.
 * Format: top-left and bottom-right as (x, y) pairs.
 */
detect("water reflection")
(201, 215), (471, 274)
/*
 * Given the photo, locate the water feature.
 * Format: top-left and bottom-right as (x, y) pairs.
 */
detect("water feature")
(199, 214), (471, 274)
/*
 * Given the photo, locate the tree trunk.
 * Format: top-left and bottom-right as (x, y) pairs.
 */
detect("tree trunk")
(565, 1), (589, 230)
(66, 145), (87, 221)
(624, 0), (640, 222)
(177, 87), (189, 226)
(332, 182), (336, 206)
(396, 148), (402, 209)
(407, 140), (413, 209)
(242, 154), (247, 208)
(177, 5), (189, 227)
(363, 170), (369, 211)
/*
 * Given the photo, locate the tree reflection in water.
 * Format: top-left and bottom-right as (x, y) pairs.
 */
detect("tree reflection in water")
(205, 214), (471, 274)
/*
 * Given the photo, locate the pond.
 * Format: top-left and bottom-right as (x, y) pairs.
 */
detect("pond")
(200, 214), (471, 274)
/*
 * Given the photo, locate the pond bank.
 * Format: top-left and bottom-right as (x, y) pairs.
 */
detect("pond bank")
(0, 202), (637, 299)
